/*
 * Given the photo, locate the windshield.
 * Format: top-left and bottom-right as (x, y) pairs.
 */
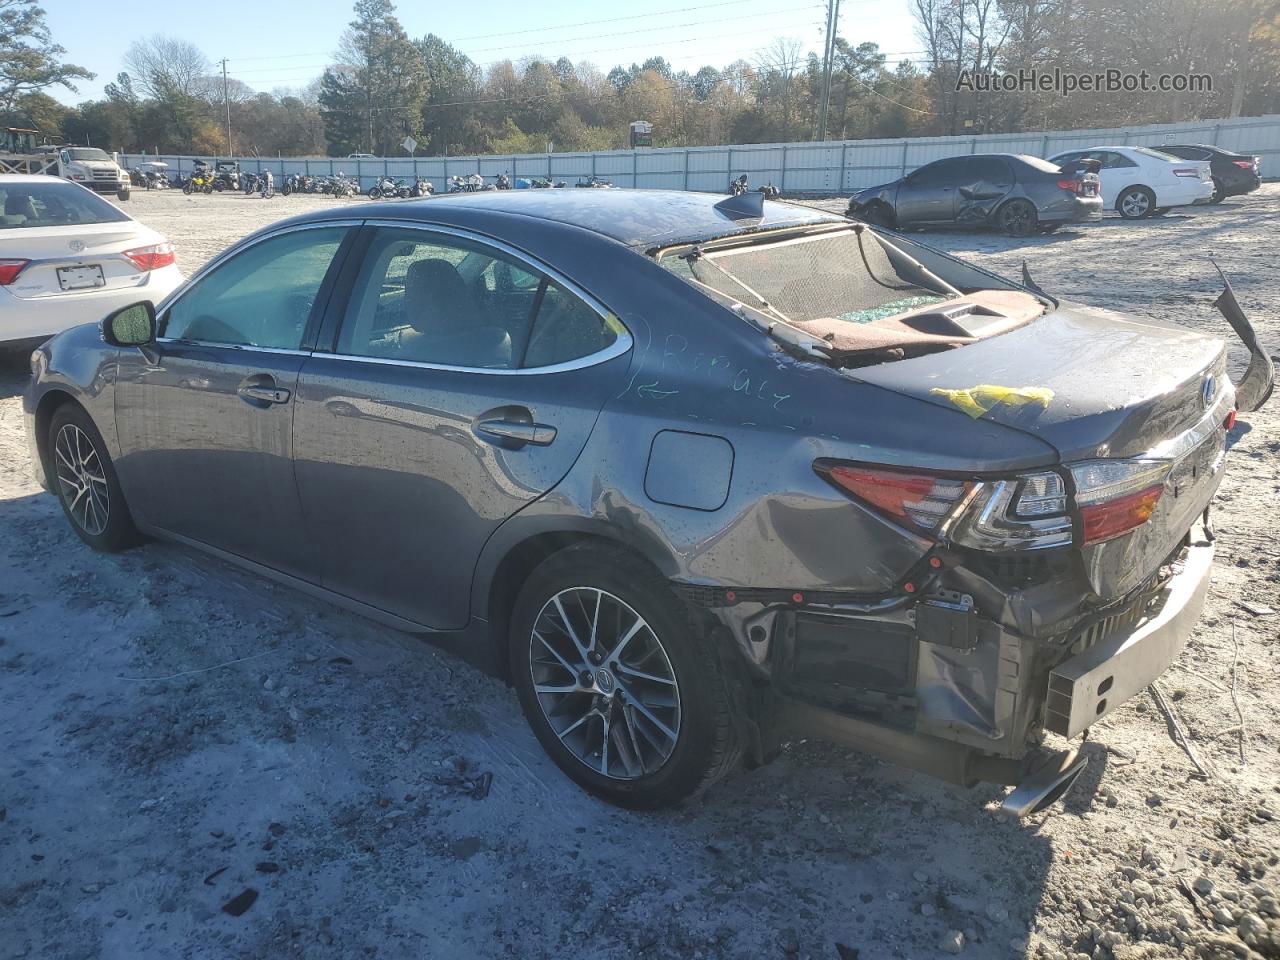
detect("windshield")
(1132, 146), (1180, 162)
(1019, 155), (1063, 173)
(65, 147), (112, 162)
(0, 182), (130, 228)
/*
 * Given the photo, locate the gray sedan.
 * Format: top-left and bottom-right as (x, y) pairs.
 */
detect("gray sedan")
(24, 190), (1272, 813)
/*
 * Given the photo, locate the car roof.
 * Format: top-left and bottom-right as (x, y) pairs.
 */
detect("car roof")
(285, 188), (845, 250)
(0, 174), (74, 184)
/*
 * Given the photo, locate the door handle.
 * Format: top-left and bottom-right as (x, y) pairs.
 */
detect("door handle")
(474, 418), (557, 447)
(237, 384), (291, 405)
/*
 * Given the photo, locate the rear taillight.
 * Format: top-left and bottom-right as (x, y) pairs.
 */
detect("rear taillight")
(1172, 168), (1200, 177)
(1070, 460), (1171, 545)
(947, 473), (1072, 550)
(1232, 160), (1254, 170)
(821, 464), (970, 535)
(1057, 178), (1081, 192)
(821, 457), (1176, 552)
(0, 259), (30, 285)
(122, 242), (175, 272)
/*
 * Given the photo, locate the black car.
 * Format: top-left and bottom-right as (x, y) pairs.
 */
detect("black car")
(1160, 144), (1261, 202)
(847, 153), (1101, 236)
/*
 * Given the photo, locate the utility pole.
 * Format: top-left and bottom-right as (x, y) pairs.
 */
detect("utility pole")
(219, 58), (233, 156)
(817, 0), (841, 142)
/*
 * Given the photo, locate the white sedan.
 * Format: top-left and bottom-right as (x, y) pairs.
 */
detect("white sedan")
(1, 176), (183, 347)
(1046, 145), (1214, 219)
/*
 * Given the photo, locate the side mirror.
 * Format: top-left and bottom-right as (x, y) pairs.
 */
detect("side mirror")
(103, 301), (156, 347)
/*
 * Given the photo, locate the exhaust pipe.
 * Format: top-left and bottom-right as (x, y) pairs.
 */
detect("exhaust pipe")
(1000, 749), (1088, 817)
(774, 699), (1088, 817)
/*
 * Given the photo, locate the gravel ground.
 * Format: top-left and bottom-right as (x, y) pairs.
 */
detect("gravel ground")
(1, 187), (1278, 960)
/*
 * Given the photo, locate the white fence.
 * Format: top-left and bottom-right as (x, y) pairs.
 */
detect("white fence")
(121, 113), (1280, 195)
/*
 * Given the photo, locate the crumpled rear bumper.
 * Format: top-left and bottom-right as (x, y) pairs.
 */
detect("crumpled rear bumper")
(1045, 532), (1212, 738)
(758, 526), (1214, 787)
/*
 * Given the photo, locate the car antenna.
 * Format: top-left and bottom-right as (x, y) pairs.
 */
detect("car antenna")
(713, 191), (765, 220)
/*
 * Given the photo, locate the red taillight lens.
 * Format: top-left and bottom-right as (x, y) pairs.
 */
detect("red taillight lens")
(1070, 460), (1171, 546)
(1232, 160), (1254, 170)
(122, 242), (175, 272)
(823, 464), (969, 534)
(1079, 486), (1164, 545)
(1225, 408), (1238, 430)
(1057, 178), (1081, 192)
(1172, 168), (1199, 177)
(0, 259), (30, 285)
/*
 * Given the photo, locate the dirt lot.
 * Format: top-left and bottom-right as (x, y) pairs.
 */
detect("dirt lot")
(1, 187), (1278, 960)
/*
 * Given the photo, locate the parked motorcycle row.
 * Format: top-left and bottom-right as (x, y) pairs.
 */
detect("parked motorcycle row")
(126, 165), (628, 199)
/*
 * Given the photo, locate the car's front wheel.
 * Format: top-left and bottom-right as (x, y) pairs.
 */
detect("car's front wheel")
(48, 404), (140, 552)
(1117, 185), (1155, 219)
(509, 543), (740, 809)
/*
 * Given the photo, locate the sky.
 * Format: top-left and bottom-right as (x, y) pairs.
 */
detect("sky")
(44, 0), (922, 105)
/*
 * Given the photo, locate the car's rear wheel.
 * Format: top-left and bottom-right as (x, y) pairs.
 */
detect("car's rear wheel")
(48, 404), (140, 552)
(509, 543), (740, 809)
(997, 198), (1038, 236)
(1117, 185), (1155, 219)
(1211, 177), (1225, 203)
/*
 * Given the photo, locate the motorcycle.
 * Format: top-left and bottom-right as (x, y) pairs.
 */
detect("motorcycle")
(410, 176), (434, 197)
(575, 175), (613, 188)
(329, 173), (358, 198)
(495, 172), (511, 190)
(242, 172), (260, 195)
(729, 174), (749, 196)
(367, 176), (404, 199)
(182, 164), (215, 194)
(448, 173), (489, 193)
(757, 181), (780, 199)
(257, 170), (274, 199)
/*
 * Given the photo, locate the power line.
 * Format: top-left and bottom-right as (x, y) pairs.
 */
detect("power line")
(228, 8), (825, 81)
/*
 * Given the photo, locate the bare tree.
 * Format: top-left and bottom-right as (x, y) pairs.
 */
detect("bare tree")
(124, 35), (211, 101)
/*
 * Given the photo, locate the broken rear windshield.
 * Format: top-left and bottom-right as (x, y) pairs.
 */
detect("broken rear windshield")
(660, 227), (1044, 361)
(664, 228), (955, 322)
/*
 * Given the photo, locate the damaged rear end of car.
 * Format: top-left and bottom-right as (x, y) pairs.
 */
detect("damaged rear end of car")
(651, 210), (1272, 815)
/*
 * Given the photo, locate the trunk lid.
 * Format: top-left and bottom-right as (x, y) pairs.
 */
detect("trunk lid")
(856, 302), (1231, 598)
(855, 302), (1227, 462)
(1, 222), (151, 300)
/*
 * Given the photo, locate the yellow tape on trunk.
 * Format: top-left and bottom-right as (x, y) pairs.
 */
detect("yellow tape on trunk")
(929, 384), (1055, 419)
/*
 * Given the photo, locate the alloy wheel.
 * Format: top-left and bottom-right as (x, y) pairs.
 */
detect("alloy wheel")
(528, 587), (682, 780)
(1120, 190), (1150, 217)
(54, 423), (110, 536)
(1001, 201), (1035, 234)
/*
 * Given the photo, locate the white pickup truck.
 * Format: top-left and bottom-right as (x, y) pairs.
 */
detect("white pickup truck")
(56, 146), (131, 201)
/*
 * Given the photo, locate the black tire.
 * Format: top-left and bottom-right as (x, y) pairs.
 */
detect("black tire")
(182, 181), (193, 195)
(997, 198), (1038, 236)
(116, 188), (130, 201)
(508, 543), (741, 809)
(367, 187), (380, 199)
(47, 403), (141, 553)
(1117, 185), (1155, 219)
(1211, 177), (1225, 203)
(852, 201), (894, 228)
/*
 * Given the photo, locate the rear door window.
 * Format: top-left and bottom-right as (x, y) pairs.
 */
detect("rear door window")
(336, 227), (624, 370)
